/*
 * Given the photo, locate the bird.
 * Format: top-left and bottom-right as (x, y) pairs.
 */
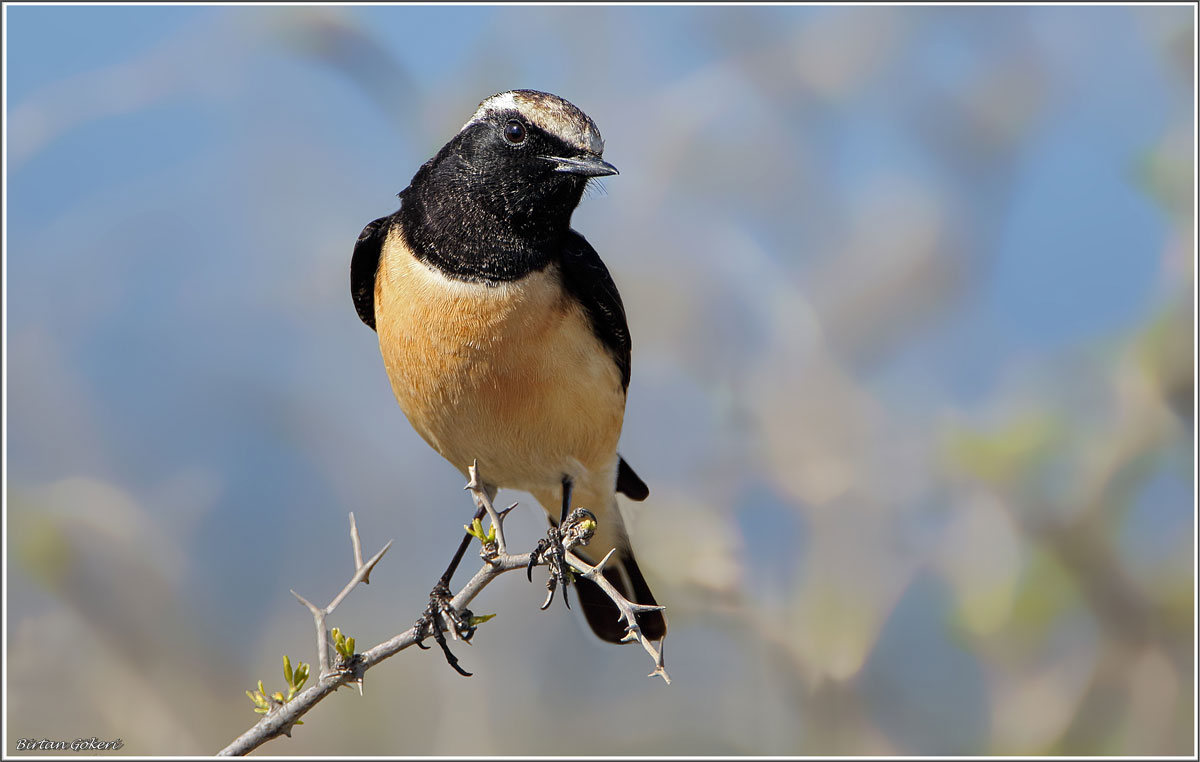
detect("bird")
(350, 89), (666, 646)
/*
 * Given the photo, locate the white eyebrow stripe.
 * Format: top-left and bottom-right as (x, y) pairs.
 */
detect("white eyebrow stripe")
(458, 91), (605, 156)
(461, 91), (519, 131)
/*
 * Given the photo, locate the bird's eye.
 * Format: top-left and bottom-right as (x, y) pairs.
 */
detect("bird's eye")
(504, 120), (527, 145)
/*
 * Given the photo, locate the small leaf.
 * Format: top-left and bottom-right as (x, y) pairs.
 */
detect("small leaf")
(283, 655), (294, 685)
(469, 613), (497, 626)
(345, 637), (355, 655)
(250, 689), (269, 707)
(465, 518), (487, 541)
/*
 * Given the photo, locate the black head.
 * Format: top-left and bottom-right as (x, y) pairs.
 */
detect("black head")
(399, 90), (617, 282)
(453, 90), (618, 232)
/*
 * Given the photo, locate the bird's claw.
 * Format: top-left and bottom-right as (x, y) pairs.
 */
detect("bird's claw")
(414, 581), (476, 677)
(529, 532), (571, 610)
(528, 508), (597, 611)
(526, 546), (539, 583)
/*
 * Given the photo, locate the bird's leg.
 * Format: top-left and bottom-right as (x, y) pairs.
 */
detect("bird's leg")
(414, 505), (487, 677)
(560, 475), (573, 526)
(528, 476), (576, 610)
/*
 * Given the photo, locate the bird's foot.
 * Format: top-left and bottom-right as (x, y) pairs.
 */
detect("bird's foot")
(414, 580), (476, 677)
(527, 508), (597, 611)
(529, 529), (570, 610)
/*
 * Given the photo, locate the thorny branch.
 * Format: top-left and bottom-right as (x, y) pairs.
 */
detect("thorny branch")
(291, 513), (393, 681)
(565, 545), (669, 683)
(218, 462), (669, 756)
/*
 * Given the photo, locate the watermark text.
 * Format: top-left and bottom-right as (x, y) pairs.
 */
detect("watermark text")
(15, 738), (124, 752)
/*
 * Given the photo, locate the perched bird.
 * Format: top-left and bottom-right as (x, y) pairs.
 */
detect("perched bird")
(351, 90), (666, 644)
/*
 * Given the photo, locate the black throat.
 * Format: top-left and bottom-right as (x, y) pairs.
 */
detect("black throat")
(397, 144), (587, 284)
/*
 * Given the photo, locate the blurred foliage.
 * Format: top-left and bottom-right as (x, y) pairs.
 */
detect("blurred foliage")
(4, 4), (1194, 756)
(945, 414), (1063, 486)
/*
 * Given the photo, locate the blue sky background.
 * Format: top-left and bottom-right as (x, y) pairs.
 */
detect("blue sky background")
(5, 4), (1194, 756)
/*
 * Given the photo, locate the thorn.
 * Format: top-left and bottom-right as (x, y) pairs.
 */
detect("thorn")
(359, 540), (393, 585)
(349, 512), (365, 570)
(649, 666), (672, 685)
(592, 548), (617, 574)
(630, 603), (666, 614)
(465, 459), (481, 492)
(291, 590), (321, 615)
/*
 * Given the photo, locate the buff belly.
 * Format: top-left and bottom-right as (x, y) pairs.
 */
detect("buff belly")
(374, 230), (625, 499)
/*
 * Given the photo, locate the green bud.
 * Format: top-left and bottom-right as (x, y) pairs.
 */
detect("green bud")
(247, 689), (268, 709)
(283, 654), (293, 685)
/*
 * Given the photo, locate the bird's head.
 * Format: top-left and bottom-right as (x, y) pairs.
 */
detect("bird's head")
(436, 90), (617, 238)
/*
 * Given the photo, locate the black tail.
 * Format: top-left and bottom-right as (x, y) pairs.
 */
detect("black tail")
(576, 550), (667, 643)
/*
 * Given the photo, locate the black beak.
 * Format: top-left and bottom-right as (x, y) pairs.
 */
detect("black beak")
(545, 154), (619, 177)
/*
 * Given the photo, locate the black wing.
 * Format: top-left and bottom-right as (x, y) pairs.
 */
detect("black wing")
(557, 230), (632, 389)
(351, 215), (394, 331)
(558, 232), (648, 502)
